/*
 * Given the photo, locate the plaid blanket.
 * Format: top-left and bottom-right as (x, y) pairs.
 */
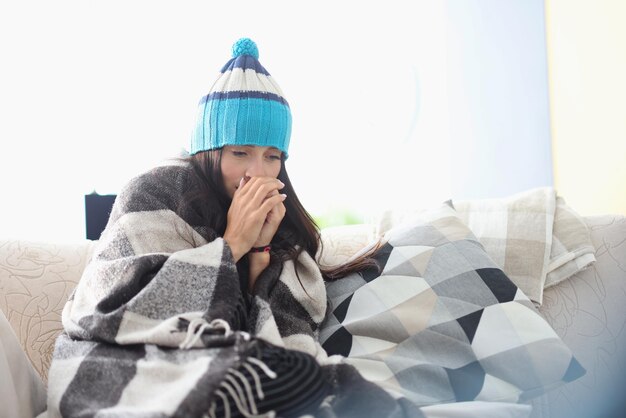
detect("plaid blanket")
(46, 162), (414, 418)
(377, 188), (596, 306)
(544, 196), (597, 288)
(452, 188), (595, 305)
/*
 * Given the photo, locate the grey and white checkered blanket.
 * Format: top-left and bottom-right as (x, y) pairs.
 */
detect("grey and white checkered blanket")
(46, 162), (417, 418)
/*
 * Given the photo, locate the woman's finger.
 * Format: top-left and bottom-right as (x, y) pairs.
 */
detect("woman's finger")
(236, 176), (282, 199)
(255, 200), (287, 247)
(240, 178), (284, 207)
(234, 175), (251, 197)
(258, 193), (287, 216)
(265, 189), (279, 200)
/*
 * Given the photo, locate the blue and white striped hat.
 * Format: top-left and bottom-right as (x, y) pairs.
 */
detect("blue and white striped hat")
(190, 38), (292, 157)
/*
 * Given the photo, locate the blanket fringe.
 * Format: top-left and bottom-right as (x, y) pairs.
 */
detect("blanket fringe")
(179, 318), (233, 349)
(206, 356), (278, 418)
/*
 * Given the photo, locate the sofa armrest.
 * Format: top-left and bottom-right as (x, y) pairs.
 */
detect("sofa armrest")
(531, 214), (626, 417)
(1, 308), (46, 417)
(0, 239), (96, 383)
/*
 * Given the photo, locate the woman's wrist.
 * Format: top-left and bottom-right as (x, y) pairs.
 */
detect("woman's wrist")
(248, 250), (270, 262)
(223, 236), (245, 262)
(248, 244), (271, 254)
(248, 250), (270, 292)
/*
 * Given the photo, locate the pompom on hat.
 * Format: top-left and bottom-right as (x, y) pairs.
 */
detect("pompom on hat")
(190, 38), (292, 158)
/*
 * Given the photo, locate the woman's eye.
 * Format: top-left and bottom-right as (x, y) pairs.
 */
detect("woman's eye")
(267, 155), (281, 161)
(232, 151), (247, 157)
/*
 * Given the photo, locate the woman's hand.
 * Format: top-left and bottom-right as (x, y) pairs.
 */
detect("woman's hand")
(223, 176), (286, 262)
(254, 187), (287, 248)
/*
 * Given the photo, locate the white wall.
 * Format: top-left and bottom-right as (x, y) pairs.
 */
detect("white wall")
(546, 0), (626, 216)
(0, 0), (557, 241)
(0, 0), (452, 240)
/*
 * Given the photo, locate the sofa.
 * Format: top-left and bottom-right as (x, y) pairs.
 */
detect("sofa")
(1, 190), (625, 418)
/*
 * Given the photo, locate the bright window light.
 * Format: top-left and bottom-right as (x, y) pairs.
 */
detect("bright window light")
(0, 1), (450, 241)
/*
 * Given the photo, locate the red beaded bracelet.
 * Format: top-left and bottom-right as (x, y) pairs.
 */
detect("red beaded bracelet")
(248, 245), (271, 253)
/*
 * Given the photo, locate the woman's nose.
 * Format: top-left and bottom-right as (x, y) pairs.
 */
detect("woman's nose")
(245, 157), (266, 178)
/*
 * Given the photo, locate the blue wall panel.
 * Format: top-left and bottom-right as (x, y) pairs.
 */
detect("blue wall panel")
(446, 0), (553, 199)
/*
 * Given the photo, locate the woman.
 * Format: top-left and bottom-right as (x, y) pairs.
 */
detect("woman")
(47, 38), (395, 418)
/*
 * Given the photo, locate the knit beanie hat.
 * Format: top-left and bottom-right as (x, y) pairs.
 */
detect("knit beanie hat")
(190, 38), (292, 157)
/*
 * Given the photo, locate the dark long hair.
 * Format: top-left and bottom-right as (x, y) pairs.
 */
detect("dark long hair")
(179, 149), (382, 281)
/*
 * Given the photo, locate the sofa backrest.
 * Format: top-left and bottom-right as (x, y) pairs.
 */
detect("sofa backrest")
(0, 225), (375, 382)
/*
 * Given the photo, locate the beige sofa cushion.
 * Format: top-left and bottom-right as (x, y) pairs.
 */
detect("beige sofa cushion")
(0, 239), (96, 383)
(317, 224), (377, 267)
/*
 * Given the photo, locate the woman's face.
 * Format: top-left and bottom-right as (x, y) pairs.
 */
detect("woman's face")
(220, 145), (283, 198)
